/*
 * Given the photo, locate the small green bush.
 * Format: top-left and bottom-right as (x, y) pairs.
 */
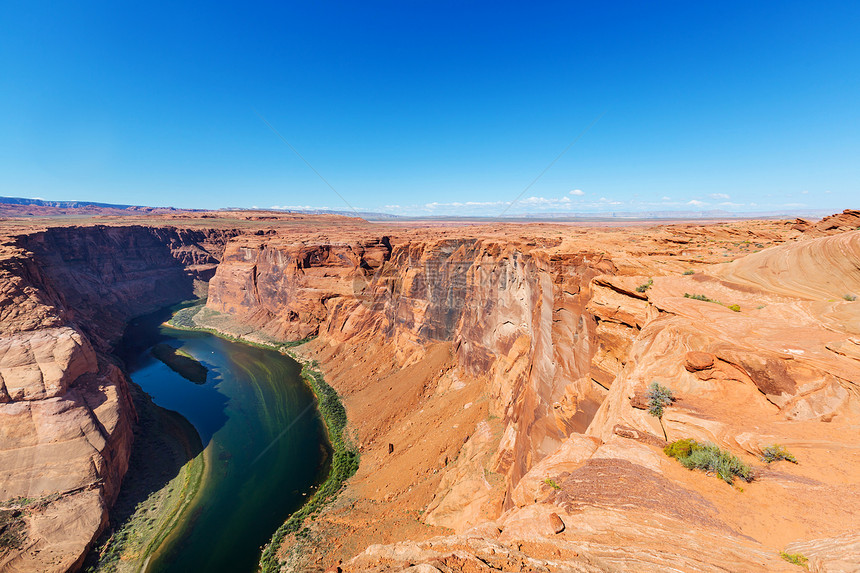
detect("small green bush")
(844, 294), (857, 301)
(664, 438), (696, 459)
(646, 382), (674, 418)
(636, 278), (653, 293)
(664, 439), (753, 484)
(543, 478), (561, 490)
(727, 304), (741, 312)
(684, 293), (718, 303)
(683, 270), (695, 275)
(779, 551), (808, 568)
(761, 445), (797, 464)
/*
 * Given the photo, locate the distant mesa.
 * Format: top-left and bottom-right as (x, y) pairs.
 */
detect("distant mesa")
(0, 195), (840, 222)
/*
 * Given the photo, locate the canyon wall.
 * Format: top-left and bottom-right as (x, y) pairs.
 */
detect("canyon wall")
(0, 225), (240, 572)
(203, 222), (860, 572)
(3, 216), (859, 572)
(206, 235), (619, 523)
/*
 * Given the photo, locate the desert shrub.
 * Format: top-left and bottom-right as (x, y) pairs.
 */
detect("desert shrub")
(761, 445), (797, 464)
(646, 382), (674, 418)
(684, 293), (718, 303)
(636, 278), (653, 293)
(844, 294), (857, 301)
(543, 478), (561, 490)
(779, 551), (808, 567)
(259, 360), (359, 572)
(683, 270), (695, 275)
(727, 304), (741, 312)
(664, 439), (752, 484)
(664, 438), (696, 459)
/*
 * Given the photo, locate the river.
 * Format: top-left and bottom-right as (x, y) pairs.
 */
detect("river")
(116, 307), (329, 572)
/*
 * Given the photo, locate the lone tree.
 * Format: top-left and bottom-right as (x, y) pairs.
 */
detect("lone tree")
(646, 382), (674, 418)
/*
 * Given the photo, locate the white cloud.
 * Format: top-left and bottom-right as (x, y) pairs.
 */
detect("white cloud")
(270, 204), (322, 210)
(661, 196), (671, 201)
(709, 193), (730, 200)
(719, 202), (744, 207)
(801, 190), (809, 195)
(569, 189), (585, 196)
(687, 200), (707, 206)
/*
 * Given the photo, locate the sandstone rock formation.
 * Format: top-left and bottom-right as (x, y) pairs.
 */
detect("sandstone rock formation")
(2, 212), (859, 572)
(0, 225), (239, 571)
(197, 218), (859, 571)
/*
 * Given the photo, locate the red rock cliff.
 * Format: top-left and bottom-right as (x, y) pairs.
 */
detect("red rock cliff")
(0, 225), (240, 572)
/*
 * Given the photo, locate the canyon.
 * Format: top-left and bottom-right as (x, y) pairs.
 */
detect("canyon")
(1, 210), (859, 572)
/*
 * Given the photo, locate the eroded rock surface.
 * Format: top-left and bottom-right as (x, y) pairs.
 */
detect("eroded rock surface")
(0, 225), (240, 571)
(198, 219), (860, 571)
(3, 213), (859, 572)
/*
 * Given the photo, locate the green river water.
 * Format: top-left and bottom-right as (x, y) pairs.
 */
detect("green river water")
(118, 307), (329, 572)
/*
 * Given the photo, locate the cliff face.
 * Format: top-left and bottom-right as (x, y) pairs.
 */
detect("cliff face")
(207, 236), (617, 521)
(203, 223), (860, 573)
(3, 217), (858, 573)
(17, 226), (242, 347)
(0, 225), (240, 572)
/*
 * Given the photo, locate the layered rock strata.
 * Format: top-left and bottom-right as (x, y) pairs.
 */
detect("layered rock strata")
(3, 215), (859, 572)
(201, 223), (860, 572)
(0, 225), (239, 572)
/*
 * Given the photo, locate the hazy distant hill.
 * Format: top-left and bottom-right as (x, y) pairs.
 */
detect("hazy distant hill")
(0, 197), (137, 209)
(0, 196), (831, 222)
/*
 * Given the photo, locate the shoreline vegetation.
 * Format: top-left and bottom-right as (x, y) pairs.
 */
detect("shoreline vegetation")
(84, 384), (205, 573)
(166, 301), (359, 573)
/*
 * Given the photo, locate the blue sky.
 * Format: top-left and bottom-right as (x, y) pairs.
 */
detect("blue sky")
(1, 1), (858, 216)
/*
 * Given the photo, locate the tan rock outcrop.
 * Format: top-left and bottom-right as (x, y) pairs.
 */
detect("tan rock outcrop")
(208, 217), (859, 572)
(4, 213), (859, 572)
(0, 224), (241, 571)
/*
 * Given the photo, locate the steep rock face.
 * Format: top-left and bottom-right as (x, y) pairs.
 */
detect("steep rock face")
(204, 221), (860, 572)
(0, 225), (241, 572)
(17, 225), (242, 347)
(324, 228), (860, 572)
(207, 236), (616, 530)
(207, 236), (392, 340)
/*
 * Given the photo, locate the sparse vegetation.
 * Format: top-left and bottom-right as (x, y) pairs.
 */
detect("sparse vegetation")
(685, 293), (742, 312)
(779, 551), (808, 568)
(166, 304), (355, 573)
(83, 383), (205, 572)
(761, 445), (797, 464)
(664, 439), (753, 485)
(167, 302), (315, 351)
(683, 270), (695, 275)
(844, 294), (857, 301)
(684, 293), (719, 303)
(543, 478), (561, 490)
(0, 508), (26, 552)
(636, 278), (653, 293)
(646, 382), (674, 418)
(259, 359), (359, 573)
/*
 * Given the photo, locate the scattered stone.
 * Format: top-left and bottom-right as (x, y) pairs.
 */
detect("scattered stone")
(685, 351), (716, 372)
(549, 512), (565, 534)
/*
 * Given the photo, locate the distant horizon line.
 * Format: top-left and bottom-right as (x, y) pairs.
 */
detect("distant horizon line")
(1, 195), (848, 222)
